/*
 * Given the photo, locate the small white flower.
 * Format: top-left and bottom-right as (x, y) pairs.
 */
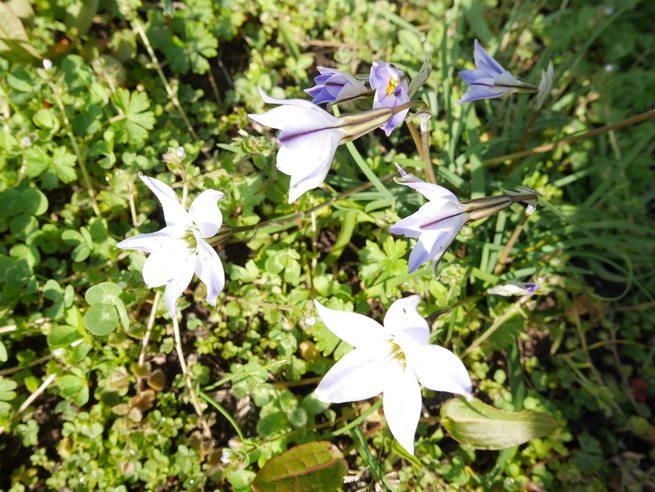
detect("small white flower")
(43, 59), (53, 70)
(314, 295), (472, 455)
(248, 88), (392, 203)
(175, 146), (186, 157)
(390, 165), (539, 273)
(21, 136), (32, 147)
(117, 175), (225, 317)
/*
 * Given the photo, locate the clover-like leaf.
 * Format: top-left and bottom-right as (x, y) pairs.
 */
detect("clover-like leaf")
(111, 88), (156, 147)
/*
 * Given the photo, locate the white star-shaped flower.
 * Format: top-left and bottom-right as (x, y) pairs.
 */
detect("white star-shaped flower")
(117, 175), (225, 317)
(314, 295), (472, 455)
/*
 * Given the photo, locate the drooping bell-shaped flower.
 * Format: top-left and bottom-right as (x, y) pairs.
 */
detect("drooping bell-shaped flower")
(248, 88), (393, 203)
(305, 67), (369, 105)
(314, 295), (472, 455)
(389, 164), (538, 273)
(370, 61), (410, 136)
(457, 40), (538, 104)
(117, 175), (225, 317)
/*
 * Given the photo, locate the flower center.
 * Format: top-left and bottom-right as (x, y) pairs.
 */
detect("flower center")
(182, 227), (200, 252)
(386, 78), (398, 96)
(379, 340), (406, 367)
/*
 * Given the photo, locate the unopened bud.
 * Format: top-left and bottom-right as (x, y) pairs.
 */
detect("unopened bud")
(535, 61), (554, 110)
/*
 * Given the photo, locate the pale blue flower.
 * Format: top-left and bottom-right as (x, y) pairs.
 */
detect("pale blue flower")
(314, 295), (472, 455)
(117, 175), (225, 317)
(457, 40), (536, 104)
(304, 67), (368, 105)
(370, 61), (410, 136)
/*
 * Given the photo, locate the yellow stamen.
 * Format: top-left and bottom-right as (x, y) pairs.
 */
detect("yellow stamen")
(387, 78), (398, 96)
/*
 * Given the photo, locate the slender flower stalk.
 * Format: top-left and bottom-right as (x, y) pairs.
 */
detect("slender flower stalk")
(117, 175), (225, 317)
(314, 296), (472, 455)
(389, 164), (538, 273)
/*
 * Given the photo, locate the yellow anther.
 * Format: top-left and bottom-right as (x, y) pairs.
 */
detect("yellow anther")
(386, 78), (398, 95)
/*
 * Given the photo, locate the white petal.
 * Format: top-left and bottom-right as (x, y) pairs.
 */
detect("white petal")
(314, 348), (389, 403)
(407, 215), (467, 273)
(402, 342), (472, 398)
(383, 367), (422, 455)
(139, 175), (191, 228)
(257, 87), (321, 111)
(194, 234), (225, 306)
(142, 248), (193, 288)
(383, 295), (429, 343)
(394, 167), (461, 203)
(314, 300), (389, 348)
(163, 252), (196, 317)
(116, 226), (187, 253)
(287, 163), (332, 204)
(388, 210), (426, 239)
(188, 189), (224, 238)
(248, 105), (309, 130)
(277, 114), (342, 151)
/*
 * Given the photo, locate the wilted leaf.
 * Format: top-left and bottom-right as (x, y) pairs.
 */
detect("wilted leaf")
(441, 397), (559, 450)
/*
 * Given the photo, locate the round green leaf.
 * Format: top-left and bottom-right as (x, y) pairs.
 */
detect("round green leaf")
(58, 374), (83, 398)
(85, 282), (124, 305)
(47, 325), (82, 349)
(84, 303), (119, 336)
(21, 188), (49, 215)
(10, 214), (39, 241)
(10, 244), (40, 267)
(72, 341), (92, 362)
(0, 189), (22, 217)
(253, 441), (348, 492)
(32, 108), (60, 131)
(440, 397), (560, 450)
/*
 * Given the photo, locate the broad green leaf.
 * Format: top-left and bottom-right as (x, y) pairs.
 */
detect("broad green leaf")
(47, 325), (82, 349)
(8, 70), (33, 92)
(64, 0), (98, 36)
(0, 4), (40, 61)
(252, 441), (348, 492)
(43, 279), (63, 300)
(84, 304), (119, 336)
(441, 397), (559, 450)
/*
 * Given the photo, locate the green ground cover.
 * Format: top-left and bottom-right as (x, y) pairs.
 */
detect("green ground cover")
(1, 0), (654, 490)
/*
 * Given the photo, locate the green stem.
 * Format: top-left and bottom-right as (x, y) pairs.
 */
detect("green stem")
(483, 108), (655, 166)
(132, 18), (211, 161)
(218, 173), (395, 240)
(493, 213), (529, 276)
(172, 315), (212, 438)
(505, 108), (539, 176)
(463, 292), (535, 357)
